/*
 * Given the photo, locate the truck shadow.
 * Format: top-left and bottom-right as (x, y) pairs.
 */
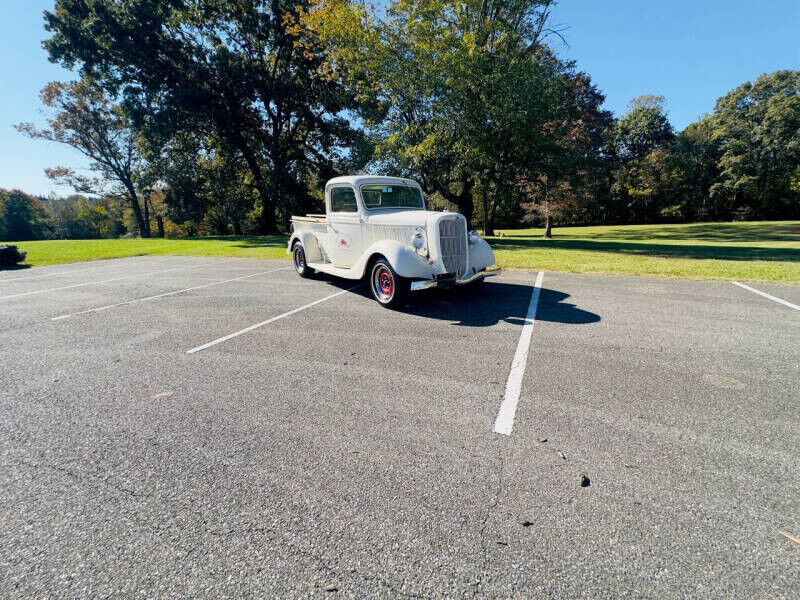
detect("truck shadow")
(319, 275), (600, 327)
(406, 281), (601, 327)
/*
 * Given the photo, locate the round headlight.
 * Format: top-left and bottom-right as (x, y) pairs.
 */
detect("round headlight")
(411, 228), (426, 250)
(468, 230), (480, 244)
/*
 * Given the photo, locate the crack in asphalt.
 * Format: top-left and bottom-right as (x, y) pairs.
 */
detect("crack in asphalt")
(9, 451), (512, 599)
(472, 444), (505, 599)
(194, 514), (429, 599)
(9, 457), (430, 598)
(11, 458), (152, 499)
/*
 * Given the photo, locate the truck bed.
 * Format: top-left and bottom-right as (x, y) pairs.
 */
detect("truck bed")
(291, 214), (326, 223)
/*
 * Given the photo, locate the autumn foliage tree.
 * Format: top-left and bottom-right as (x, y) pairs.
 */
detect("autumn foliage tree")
(524, 70), (613, 236)
(16, 80), (153, 236)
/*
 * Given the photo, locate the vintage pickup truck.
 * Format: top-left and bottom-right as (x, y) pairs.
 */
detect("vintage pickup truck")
(287, 176), (497, 308)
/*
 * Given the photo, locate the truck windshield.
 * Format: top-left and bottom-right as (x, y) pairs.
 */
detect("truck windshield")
(361, 184), (424, 210)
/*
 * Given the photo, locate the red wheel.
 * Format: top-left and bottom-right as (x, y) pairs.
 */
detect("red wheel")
(375, 265), (394, 300)
(369, 258), (409, 308)
(293, 243), (315, 278)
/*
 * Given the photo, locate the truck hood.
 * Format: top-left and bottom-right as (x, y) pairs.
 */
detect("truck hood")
(365, 210), (463, 229)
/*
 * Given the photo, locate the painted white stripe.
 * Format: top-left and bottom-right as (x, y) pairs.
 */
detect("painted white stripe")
(0, 262), (218, 300)
(187, 285), (359, 354)
(0, 257), (162, 283)
(733, 281), (800, 311)
(51, 267), (291, 320)
(493, 271), (544, 436)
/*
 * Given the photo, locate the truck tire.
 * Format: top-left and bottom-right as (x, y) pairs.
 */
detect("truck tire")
(293, 242), (315, 278)
(369, 258), (410, 309)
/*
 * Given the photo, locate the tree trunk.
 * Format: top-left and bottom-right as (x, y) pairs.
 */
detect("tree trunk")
(129, 195), (150, 238)
(482, 198), (493, 237)
(240, 148), (277, 234)
(489, 193), (500, 237)
(257, 190), (277, 233)
(233, 220), (242, 235)
(458, 194), (475, 230)
(156, 216), (164, 238)
(143, 196), (151, 235)
(544, 215), (552, 239)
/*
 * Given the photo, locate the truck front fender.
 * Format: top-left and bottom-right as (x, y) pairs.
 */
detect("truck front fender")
(287, 230), (324, 263)
(467, 237), (496, 273)
(352, 240), (440, 280)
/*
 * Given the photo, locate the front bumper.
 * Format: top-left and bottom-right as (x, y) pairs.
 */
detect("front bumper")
(410, 267), (500, 292)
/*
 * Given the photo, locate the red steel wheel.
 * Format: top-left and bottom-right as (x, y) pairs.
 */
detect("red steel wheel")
(369, 258), (409, 309)
(293, 243), (315, 278)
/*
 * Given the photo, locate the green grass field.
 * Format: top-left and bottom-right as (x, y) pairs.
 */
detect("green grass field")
(490, 221), (800, 283)
(2, 236), (288, 266)
(4, 221), (799, 283)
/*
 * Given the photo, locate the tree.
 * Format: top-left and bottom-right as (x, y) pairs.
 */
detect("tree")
(608, 95), (675, 222)
(16, 80), (153, 236)
(708, 70), (800, 219)
(155, 134), (259, 235)
(301, 0), (563, 232)
(43, 0), (362, 233)
(665, 117), (720, 221)
(613, 95), (675, 161)
(0, 189), (52, 241)
(47, 194), (126, 239)
(524, 70), (613, 236)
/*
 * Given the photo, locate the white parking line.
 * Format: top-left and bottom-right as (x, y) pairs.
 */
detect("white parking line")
(51, 267), (291, 320)
(0, 262), (219, 301)
(733, 281), (800, 311)
(493, 271), (544, 436)
(0, 257), (162, 283)
(187, 285), (360, 354)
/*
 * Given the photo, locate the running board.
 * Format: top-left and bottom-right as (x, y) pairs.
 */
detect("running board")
(307, 262), (363, 280)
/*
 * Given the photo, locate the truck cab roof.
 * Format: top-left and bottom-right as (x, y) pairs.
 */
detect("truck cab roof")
(325, 175), (421, 189)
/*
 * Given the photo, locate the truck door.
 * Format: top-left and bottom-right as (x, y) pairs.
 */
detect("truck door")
(326, 185), (362, 267)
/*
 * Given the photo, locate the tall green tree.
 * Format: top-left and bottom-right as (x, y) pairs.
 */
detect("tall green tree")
(666, 117), (720, 220)
(613, 95), (675, 161)
(43, 0), (361, 233)
(609, 95), (675, 222)
(0, 190), (52, 241)
(301, 0), (563, 231)
(709, 70), (800, 219)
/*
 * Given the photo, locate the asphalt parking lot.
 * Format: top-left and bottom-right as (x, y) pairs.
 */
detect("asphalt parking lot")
(1, 256), (798, 598)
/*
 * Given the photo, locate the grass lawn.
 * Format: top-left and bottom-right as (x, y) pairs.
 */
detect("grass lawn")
(4, 221), (799, 283)
(491, 221), (800, 282)
(3, 236), (288, 267)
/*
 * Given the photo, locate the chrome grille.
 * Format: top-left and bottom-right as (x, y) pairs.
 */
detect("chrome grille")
(438, 218), (467, 275)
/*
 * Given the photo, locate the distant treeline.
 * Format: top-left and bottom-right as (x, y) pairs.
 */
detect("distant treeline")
(1, 190), (128, 241)
(5, 1), (798, 241)
(0, 188), (251, 241)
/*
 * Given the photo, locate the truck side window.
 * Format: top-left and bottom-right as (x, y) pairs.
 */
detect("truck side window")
(330, 187), (358, 213)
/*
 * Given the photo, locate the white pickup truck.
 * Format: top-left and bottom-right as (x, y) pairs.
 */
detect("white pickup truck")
(287, 176), (497, 308)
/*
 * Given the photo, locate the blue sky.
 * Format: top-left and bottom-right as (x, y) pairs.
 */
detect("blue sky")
(1, 0), (798, 196)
